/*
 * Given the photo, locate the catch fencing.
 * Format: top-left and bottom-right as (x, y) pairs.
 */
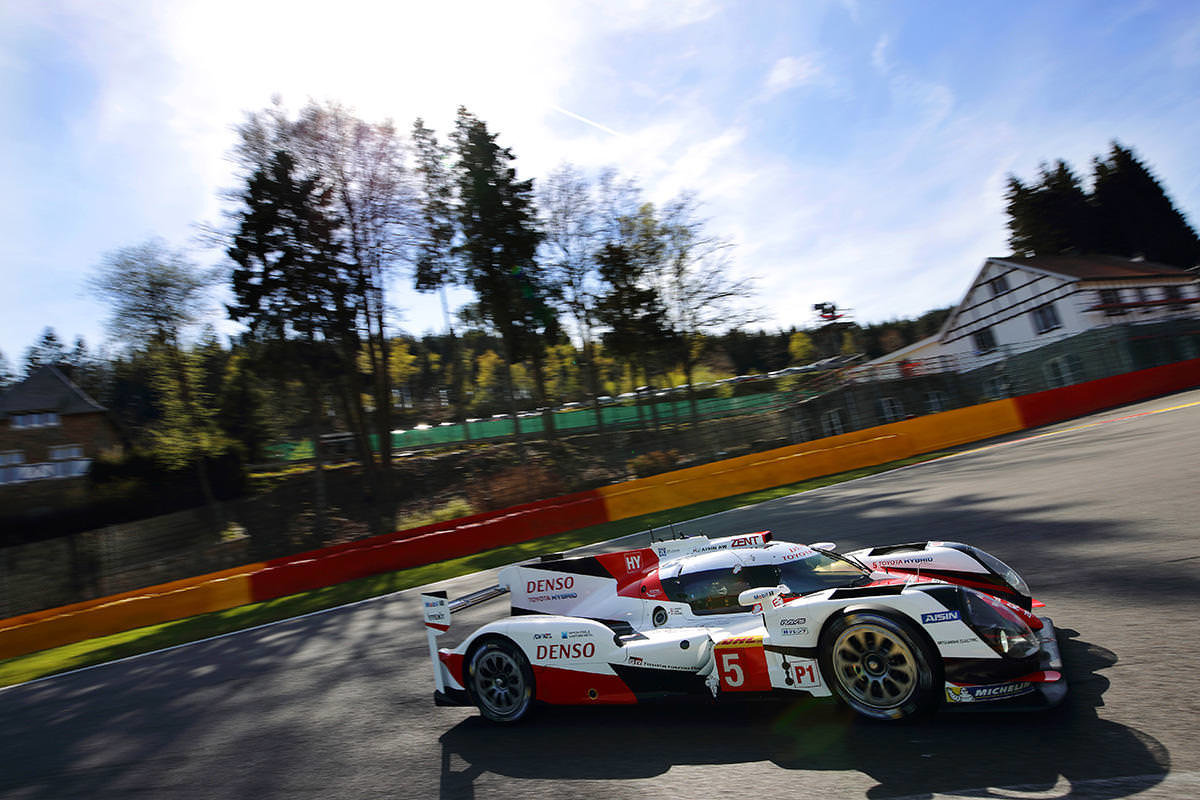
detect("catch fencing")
(2, 318), (1198, 620)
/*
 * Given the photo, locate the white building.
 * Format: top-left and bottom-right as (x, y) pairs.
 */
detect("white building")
(868, 254), (1199, 373)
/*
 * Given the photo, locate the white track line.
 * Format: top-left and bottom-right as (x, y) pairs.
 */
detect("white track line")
(879, 770), (1198, 800)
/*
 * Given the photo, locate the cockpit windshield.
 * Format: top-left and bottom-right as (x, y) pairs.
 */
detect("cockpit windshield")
(661, 548), (868, 615)
(776, 549), (869, 596)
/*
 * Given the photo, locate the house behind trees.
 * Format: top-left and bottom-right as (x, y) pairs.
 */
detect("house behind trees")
(0, 365), (122, 499)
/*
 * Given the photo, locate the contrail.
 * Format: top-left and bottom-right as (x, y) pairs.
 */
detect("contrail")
(551, 104), (626, 138)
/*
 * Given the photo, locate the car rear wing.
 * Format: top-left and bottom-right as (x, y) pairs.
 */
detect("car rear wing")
(420, 584), (509, 693)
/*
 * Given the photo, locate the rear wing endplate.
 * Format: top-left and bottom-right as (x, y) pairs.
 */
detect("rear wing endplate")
(420, 584), (509, 692)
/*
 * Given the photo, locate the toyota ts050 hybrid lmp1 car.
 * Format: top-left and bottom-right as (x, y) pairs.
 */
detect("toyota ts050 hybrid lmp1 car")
(421, 532), (1064, 723)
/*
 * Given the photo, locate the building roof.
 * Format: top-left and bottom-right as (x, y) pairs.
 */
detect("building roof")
(991, 254), (1196, 282)
(0, 365), (106, 418)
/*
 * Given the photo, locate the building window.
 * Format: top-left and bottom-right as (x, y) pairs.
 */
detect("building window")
(876, 396), (905, 423)
(1099, 288), (1125, 316)
(1165, 285), (1188, 311)
(0, 451), (24, 486)
(55, 459), (90, 478)
(973, 327), (998, 353)
(10, 412), (61, 429)
(987, 274), (1010, 297)
(1031, 302), (1062, 334)
(1044, 355), (1084, 389)
(924, 391), (949, 414)
(49, 444), (84, 460)
(982, 375), (1010, 400)
(1182, 336), (1199, 360)
(821, 409), (845, 437)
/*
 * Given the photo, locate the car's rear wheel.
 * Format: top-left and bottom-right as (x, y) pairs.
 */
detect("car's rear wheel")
(819, 611), (939, 721)
(465, 637), (535, 723)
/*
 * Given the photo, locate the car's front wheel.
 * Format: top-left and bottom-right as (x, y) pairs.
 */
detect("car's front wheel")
(465, 637), (535, 723)
(819, 611), (939, 721)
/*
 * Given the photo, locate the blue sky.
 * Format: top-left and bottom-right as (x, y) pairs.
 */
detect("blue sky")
(2, 0), (1198, 368)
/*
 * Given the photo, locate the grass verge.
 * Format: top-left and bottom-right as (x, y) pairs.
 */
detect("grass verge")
(0, 449), (950, 690)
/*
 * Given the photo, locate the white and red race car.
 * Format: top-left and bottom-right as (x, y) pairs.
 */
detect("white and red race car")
(421, 532), (1064, 723)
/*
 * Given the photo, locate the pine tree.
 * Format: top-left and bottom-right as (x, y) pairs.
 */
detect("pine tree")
(227, 149), (355, 541)
(1092, 143), (1200, 267)
(23, 327), (67, 376)
(1005, 160), (1094, 256)
(411, 117), (470, 436)
(1005, 143), (1200, 267)
(65, 336), (110, 402)
(0, 349), (13, 390)
(452, 108), (557, 445)
(234, 101), (407, 522)
(595, 242), (673, 392)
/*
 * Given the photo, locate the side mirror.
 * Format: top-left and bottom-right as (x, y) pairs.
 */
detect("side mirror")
(809, 541), (837, 551)
(738, 585), (789, 609)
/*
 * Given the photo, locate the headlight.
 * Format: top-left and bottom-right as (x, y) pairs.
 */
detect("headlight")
(972, 549), (1031, 597)
(962, 590), (1039, 659)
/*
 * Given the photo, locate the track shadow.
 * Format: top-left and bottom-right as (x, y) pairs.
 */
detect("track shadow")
(437, 630), (1167, 799)
(1, 436), (1193, 799)
(0, 598), (408, 799)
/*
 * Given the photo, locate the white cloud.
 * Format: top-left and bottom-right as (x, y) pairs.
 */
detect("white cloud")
(763, 55), (824, 97)
(871, 34), (890, 73)
(3, 0), (1198, 359)
(598, 0), (723, 32)
(1172, 17), (1200, 67)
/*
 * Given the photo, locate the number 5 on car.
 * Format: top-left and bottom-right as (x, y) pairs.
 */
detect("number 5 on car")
(715, 635), (771, 691)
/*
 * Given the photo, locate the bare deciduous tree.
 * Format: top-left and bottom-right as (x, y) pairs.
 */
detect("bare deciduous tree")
(89, 239), (226, 523)
(539, 163), (607, 427)
(656, 194), (758, 420)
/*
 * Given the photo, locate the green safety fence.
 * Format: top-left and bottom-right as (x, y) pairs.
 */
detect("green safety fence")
(265, 390), (799, 462)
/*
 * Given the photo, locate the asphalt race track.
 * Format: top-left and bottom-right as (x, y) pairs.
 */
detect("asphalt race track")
(3, 389), (1200, 799)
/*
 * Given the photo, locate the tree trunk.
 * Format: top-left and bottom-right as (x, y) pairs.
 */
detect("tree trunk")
(632, 363), (647, 431)
(440, 287), (472, 443)
(450, 331), (471, 443)
(583, 339), (605, 434)
(339, 347), (381, 535)
(308, 384), (329, 544)
(371, 278), (394, 477)
(682, 351), (700, 425)
(643, 367), (661, 433)
(498, 337), (526, 463)
(371, 313), (395, 529)
(195, 459), (219, 521)
(168, 346), (222, 532)
(333, 375), (368, 468)
(529, 346), (556, 441)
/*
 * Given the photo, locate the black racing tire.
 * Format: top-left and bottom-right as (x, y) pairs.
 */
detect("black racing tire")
(464, 637), (536, 724)
(818, 611), (940, 722)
